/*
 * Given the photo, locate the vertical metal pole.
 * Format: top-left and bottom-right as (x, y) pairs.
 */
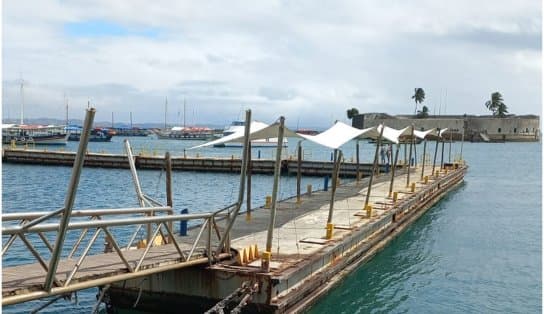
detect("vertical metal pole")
(355, 140), (360, 182)
(44, 108), (95, 291)
(215, 110), (251, 255)
(124, 140), (145, 207)
(246, 141), (252, 218)
(420, 139), (427, 179)
(327, 149), (342, 224)
(448, 131), (452, 162)
(296, 141), (302, 203)
(440, 137), (445, 169)
(365, 125), (384, 207)
(388, 143), (401, 197)
(124, 139), (149, 242)
(406, 125), (414, 187)
(432, 128), (440, 175)
(165, 152), (173, 237)
(263, 116), (285, 270)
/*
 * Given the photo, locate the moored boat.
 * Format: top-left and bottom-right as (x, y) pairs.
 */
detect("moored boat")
(66, 126), (114, 142)
(2, 124), (68, 145)
(155, 126), (218, 140)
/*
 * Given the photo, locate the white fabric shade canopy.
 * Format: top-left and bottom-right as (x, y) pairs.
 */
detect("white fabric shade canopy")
(191, 118), (448, 150)
(190, 121), (299, 149)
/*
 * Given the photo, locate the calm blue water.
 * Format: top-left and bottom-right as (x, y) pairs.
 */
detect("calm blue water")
(309, 142), (542, 314)
(2, 138), (541, 313)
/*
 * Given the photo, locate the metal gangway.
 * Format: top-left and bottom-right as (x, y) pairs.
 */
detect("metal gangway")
(2, 109), (251, 309)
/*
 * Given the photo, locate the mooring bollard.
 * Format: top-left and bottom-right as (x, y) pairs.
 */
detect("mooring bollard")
(393, 191), (398, 203)
(307, 184), (312, 196)
(424, 176), (429, 184)
(326, 223), (334, 239)
(365, 204), (373, 218)
(265, 195), (272, 208)
(411, 182), (416, 192)
(324, 176), (329, 191)
(179, 208), (188, 236)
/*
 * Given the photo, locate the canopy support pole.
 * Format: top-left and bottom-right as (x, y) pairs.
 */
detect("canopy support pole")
(262, 116), (285, 271)
(355, 140), (360, 182)
(432, 128), (440, 175)
(440, 137), (445, 169)
(246, 141), (252, 220)
(388, 143), (401, 197)
(420, 139), (428, 180)
(327, 149), (342, 225)
(406, 125), (414, 187)
(364, 126), (384, 208)
(215, 110), (251, 256)
(296, 141), (302, 203)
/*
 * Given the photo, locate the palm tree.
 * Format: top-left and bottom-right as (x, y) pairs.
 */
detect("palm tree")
(411, 88), (425, 115)
(417, 105), (429, 118)
(485, 92), (508, 117)
(346, 107), (359, 119)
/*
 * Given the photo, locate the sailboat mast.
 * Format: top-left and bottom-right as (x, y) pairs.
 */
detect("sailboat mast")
(111, 112), (114, 128)
(164, 96), (168, 129)
(65, 93), (69, 126)
(183, 98), (186, 128)
(19, 79), (24, 125)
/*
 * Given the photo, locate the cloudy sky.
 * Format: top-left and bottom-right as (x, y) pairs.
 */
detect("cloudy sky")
(2, 0), (541, 127)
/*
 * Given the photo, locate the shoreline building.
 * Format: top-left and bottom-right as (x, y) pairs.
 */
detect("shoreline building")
(352, 113), (540, 142)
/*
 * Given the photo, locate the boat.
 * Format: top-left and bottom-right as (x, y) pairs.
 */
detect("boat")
(155, 126), (218, 140)
(2, 124), (69, 145)
(111, 127), (150, 137)
(214, 121), (288, 147)
(295, 128), (319, 135)
(66, 126), (114, 142)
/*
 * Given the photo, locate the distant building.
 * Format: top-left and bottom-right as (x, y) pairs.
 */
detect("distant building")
(352, 113), (540, 142)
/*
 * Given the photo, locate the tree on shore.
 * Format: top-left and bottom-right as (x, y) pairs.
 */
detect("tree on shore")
(417, 105), (429, 118)
(411, 88), (425, 115)
(485, 92), (508, 117)
(346, 108), (359, 120)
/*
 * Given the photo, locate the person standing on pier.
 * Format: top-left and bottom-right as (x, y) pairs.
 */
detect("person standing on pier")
(386, 144), (392, 165)
(380, 146), (386, 164)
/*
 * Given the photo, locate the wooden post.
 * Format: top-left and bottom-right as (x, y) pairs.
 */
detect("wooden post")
(165, 151), (173, 238)
(296, 141), (302, 203)
(327, 149), (342, 225)
(440, 137), (445, 169)
(246, 141), (252, 220)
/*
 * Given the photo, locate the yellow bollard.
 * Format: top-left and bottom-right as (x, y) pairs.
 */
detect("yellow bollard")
(435, 170), (440, 177)
(424, 176), (429, 184)
(254, 244), (260, 258)
(306, 184), (312, 196)
(262, 251), (271, 262)
(326, 223), (334, 239)
(265, 195), (272, 208)
(411, 182), (416, 192)
(365, 204), (373, 218)
(245, 212), (251, 222)
(444, 168), (448, 174)
(393, 192), (398, 203)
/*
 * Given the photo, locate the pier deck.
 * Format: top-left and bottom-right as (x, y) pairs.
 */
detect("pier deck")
(3, 162), (465, 312)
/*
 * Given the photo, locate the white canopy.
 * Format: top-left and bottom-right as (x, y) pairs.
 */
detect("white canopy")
(299, 122), (375, 149)
(190, 121), (300, 149)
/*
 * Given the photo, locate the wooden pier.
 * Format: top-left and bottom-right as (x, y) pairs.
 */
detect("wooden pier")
(2, 148), (392, 177)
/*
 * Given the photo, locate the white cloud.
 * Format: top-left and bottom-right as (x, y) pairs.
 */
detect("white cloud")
(2, 0), (541, 126)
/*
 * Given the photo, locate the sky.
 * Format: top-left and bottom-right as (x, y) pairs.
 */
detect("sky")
(2, 0), (541, 128)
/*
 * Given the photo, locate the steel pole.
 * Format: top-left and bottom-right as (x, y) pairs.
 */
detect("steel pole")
(44, 108), (95, 291)
(365, 125), (384, 207)
(420, 139), (427, 179)
(215, 110), (251, 255)
(296, 141), (302, 203)
(263, 116), (285, 270)
(355, 140), (360, 182)
(388, 143), (400, 197)
(432, 128), (440, 175)
(124, 140), (145, 207)
(327, 149), (342, 224)
(246, 141), (252, 218)
(406, 125), (414, 187)
(165, 152), (173, 237)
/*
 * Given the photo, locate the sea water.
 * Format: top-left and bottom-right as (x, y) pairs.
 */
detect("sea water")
(2, 138), (541, 313)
